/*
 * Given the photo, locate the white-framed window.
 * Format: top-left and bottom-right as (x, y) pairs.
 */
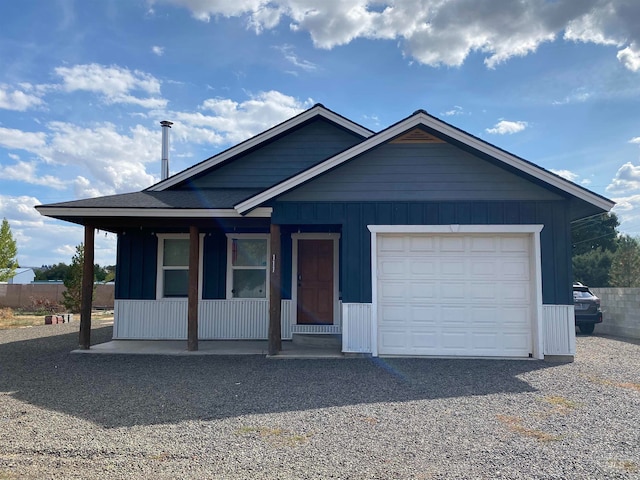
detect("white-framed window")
(226, 234), (269, 299)
(156, 234), (203, 299)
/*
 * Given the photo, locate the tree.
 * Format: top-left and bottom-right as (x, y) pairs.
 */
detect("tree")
(0, 218), (18, 282)
(572, 249), (613, 287)
(34, 263), (70, 281)
(609, 235), (640, 287)
(571, 212), (619, 256)
(62, 243), (89, 313)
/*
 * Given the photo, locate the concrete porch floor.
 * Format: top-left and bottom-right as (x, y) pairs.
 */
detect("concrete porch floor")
(72, 340), (346, 359)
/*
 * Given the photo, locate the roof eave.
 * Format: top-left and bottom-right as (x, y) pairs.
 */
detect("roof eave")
(234, 112), (615, 215)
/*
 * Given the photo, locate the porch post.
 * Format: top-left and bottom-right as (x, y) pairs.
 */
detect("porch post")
(187, 225), (199, 351)
(79, 224), (95, 350)
(268, 223), (282, 355)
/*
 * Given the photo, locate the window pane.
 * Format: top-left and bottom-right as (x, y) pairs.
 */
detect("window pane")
(232, 239), (267, 267)
(164, 270), (189, 297)
(164, 239), (190, 266)
(232, 269), (266, 298)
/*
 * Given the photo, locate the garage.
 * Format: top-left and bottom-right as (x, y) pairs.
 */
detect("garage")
(373, 228), (540, 357)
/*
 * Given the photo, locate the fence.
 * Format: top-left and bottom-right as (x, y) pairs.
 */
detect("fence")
(591, 288), (640, 340)
(0, 283), (114, 310)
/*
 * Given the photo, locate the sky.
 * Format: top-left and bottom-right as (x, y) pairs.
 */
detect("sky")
(0, 0), (639, 268)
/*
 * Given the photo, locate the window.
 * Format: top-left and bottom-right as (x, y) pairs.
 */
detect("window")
(156, 234), (203, 299)
(227, 235), (269, 298)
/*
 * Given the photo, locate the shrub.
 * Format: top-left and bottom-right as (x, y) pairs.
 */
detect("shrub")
(29, 296), (65, 315)
(0, 307), (14, 321)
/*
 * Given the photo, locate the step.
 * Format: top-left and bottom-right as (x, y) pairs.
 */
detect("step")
(291, 333), (342, 349)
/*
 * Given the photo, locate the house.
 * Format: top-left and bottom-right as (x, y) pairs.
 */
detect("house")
(36, 104), (614, 359)
(6, 268), (36, 284)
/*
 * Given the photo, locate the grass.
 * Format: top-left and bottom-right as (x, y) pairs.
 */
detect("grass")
(496, 415), (560, 442)
(0, 310), (114, 329)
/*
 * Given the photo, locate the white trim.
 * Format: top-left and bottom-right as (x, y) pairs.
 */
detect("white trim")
(35, 206), (272, 218)
(148, 106), (374, 192)
(225, 233), (270, 300)
(291, 233), (341, 327)
(235, 113), (614, 214)
(368, 225), (545, 358)
(155, 233), (204, 300)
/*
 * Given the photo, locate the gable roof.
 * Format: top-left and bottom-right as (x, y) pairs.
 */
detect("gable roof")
(234, 109), (614, 215)
(147, 103), (374, 192)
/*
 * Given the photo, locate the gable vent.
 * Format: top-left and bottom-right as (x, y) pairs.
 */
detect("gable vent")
(391, 128), (445, 144)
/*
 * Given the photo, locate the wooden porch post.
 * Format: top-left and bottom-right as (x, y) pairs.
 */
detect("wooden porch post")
(268, 223), (282, 355)
(79, 225), (95, 350)
(187, 225), (200, 351)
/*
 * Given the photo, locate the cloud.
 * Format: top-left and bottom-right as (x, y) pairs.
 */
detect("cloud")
(0, 127), (48, 151)
(173, 90), (313, 145)
(154, 0), (640, 70)
(0, 160), (66, 190)
(552, 88), (592, 106)
(606, 162), (640, 194)
(152, 45), (165, 56)
(441, 106), (464, 117)
(629, 137), (640, 145)
(54, 63), (167, 108)
(550, 169), (579, 182)
(486, 120), (528, 135)
(0, 85), (44, 111)
(275, 45), (318, 72)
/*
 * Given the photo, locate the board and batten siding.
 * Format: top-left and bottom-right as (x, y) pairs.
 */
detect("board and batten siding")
(272, 200), (573, 306)
(278, 143), (564, 202)
(176, 118), (365, 190)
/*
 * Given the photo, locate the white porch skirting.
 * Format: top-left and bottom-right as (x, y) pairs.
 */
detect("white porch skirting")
(342, 303), (372, 353)
(114, 299), (338, 341)
(542, 304), (576, 356)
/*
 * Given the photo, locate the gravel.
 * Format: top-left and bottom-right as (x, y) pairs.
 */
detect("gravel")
(0, 322), (639, 479)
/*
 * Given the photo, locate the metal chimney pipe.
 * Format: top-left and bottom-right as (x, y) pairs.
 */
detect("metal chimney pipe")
(160, 120), (173, 180)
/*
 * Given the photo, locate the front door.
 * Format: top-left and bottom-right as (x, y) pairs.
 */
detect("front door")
(297, 239), (334, 324)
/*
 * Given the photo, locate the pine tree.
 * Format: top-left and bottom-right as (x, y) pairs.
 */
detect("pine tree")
(0, 218), (18, 282)
(62, 243), (89, 312)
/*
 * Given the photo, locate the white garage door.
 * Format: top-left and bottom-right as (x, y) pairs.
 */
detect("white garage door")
(377, 233), (533, 357)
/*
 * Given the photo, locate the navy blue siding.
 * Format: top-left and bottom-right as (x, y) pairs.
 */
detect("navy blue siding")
(279, 143), (564, 202)
(115, 231), (157, 300)
(273, 200), (573, 305)
(177, 119), (364, 190)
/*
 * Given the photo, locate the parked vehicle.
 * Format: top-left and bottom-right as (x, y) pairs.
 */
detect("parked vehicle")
(573, 283), (602, 334)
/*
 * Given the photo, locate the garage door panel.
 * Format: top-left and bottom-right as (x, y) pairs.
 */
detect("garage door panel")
(377, 232), (533, 358)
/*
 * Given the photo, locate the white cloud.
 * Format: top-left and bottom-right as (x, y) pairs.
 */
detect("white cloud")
(275, 45), (318, 72)
(617, 44), (640, 72)
(0, 85), (44, 111)
(152, 45), (165, 56)
(154, 1), (640, 71)
(606, 162), (640, 194)
(486, 120), (528, 135)
(629, 137), (640, 145)
(552, 88), (592, 106)
(550, 169), (579, 182)
(54, 63), (167, 108)
(173, 90), (313, 145)
(441, 106), (464, 116)
(0, 161), (66, 190)
(0, 127), (48, 151)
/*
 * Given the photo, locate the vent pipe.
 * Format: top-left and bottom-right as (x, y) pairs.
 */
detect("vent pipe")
(160, 120), (173, 180)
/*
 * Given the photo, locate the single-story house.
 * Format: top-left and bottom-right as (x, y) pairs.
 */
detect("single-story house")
(36, 104), (614, 359)
(5, 268), (36, 285)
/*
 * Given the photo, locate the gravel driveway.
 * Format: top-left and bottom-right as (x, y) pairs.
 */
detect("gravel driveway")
(1, 323), (639, 479)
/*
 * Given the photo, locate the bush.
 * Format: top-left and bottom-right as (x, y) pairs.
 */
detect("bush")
(0, 307), (14, 321)
(28, 296), (65, 315)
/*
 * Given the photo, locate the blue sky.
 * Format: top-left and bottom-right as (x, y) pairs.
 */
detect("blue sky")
(1, 0), (639, 267)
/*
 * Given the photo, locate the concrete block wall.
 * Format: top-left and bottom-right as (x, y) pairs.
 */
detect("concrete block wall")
(592, 288), (640, 340)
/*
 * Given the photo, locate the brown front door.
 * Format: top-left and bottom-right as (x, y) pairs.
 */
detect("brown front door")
(297, 239), (334, 324)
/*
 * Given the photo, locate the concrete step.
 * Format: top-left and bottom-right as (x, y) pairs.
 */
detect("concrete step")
(291, 333), (342, 349)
